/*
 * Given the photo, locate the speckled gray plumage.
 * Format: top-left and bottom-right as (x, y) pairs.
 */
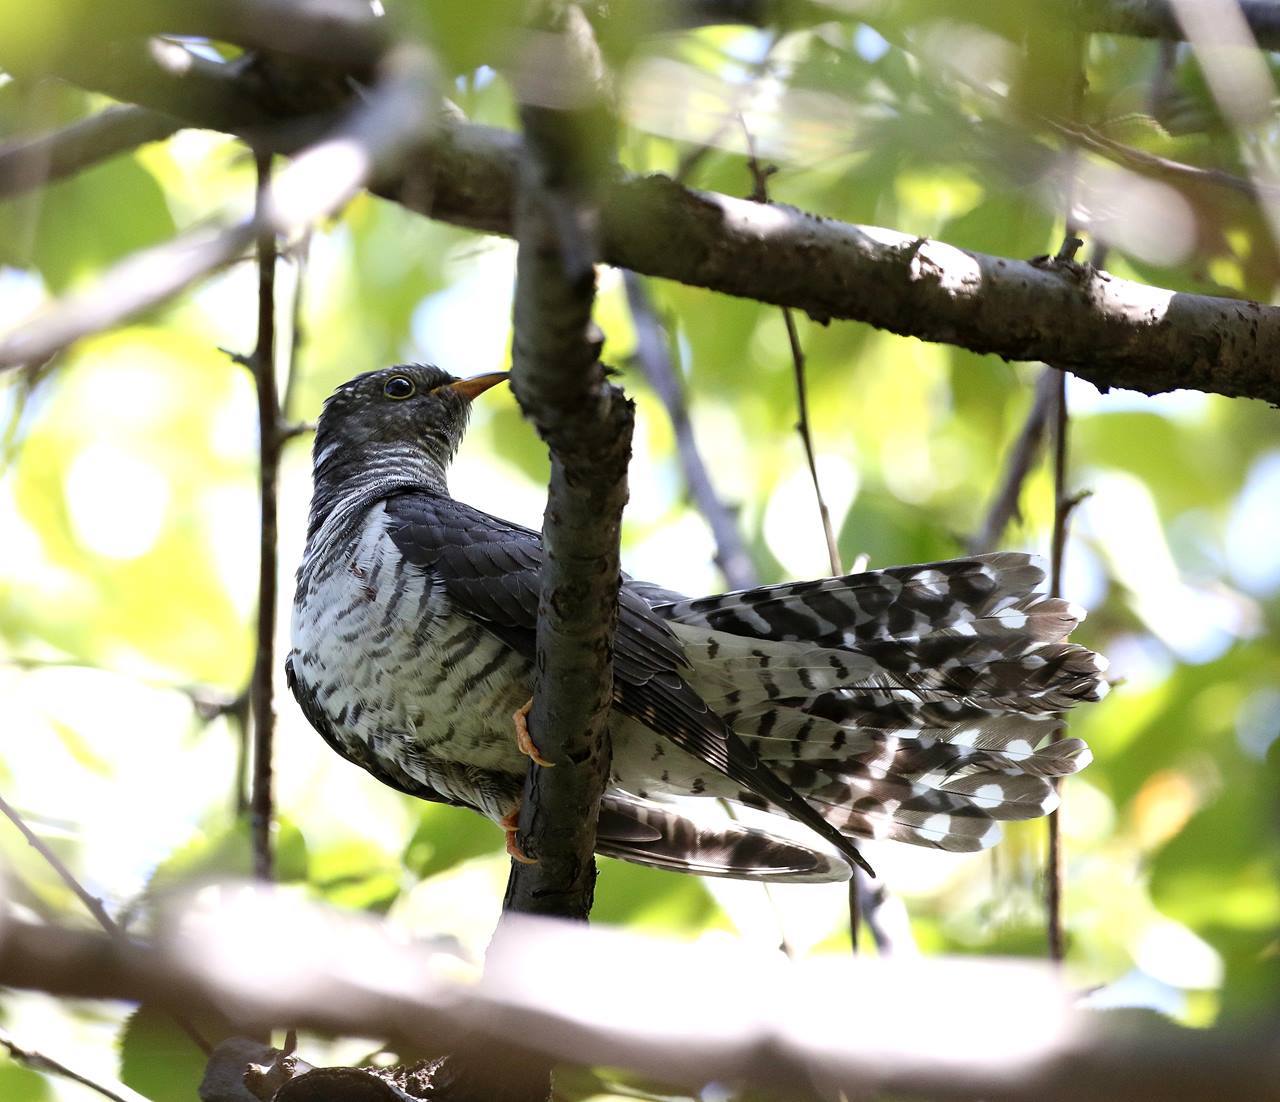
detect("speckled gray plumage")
(289, 364), (1108, 882)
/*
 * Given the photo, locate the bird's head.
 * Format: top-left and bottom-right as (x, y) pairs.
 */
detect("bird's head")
(312, 363), (508, 495)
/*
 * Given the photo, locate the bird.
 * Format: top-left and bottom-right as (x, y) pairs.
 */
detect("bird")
(288, 363), (1109, 883)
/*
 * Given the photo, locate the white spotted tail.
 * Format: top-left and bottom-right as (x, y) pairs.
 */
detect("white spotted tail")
(651, 553), (1108, 855)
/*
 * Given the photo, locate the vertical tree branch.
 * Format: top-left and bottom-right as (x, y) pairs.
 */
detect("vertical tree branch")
(1045, 367), (1069, 964)
(740, 122), (881, 953)
(502, 3), (625, 924)
(468, 9), (629, 1100)
(249, 151), (281, 883)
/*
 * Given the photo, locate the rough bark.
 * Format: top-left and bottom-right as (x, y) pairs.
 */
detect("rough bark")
(502, 2), (629, 927)
(5, 31), (1278, 404)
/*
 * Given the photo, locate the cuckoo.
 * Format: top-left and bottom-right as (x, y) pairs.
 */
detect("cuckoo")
(288, 364), (1108, 882)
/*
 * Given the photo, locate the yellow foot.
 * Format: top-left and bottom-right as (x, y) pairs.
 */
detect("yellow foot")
(500, 806), (538, 865)
(512, 697), (554, 768)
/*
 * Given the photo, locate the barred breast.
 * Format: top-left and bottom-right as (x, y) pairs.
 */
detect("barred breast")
(290, 501), (534, 818)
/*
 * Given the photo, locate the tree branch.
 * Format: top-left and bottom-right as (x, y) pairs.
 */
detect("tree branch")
(248, 152), (280, 883)
(0, 44), (437, 370)
(968, 368), (1059, 555)
(1, 895), (1277, 1102)
(622, 271), (756, 590)
(503, 2), (630, 926)
(0, 105), (180, 199)
(0, 1025), (139, 1102)
(9, 38), (1280, 404)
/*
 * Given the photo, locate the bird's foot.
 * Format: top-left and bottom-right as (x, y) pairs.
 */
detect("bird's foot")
(512, 697), (554, 767)
(500, 806), (538, 865)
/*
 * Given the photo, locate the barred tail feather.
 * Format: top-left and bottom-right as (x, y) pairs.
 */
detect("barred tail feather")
(658, 553), (1106, 858)
(595, 794), (850, 883)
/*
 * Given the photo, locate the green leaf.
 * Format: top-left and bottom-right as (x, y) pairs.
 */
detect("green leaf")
(119, 1005), (225, 1102)
(0, 154), (176, 291)
(148, 816), (309, 900)
(403, 804), (499, 880)
(0, 1059), (53, 1102)
(310, 838), (402, 913)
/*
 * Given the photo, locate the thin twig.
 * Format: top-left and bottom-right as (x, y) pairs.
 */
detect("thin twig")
(249, 151), (280, 883)
(968, 369), (1060, 555)
(0, 791), (213, 1054)
(739, 116), (875, 955)
(0, 792), (124, 937)
(0, 1026), (139, 1102)
(622, 271), (757, 590)
(738, 122), (842, 577)
(673, 30), (780, 185)
(0, 45), (438, 372)
(1041, 15), (1089, 964)
(281, 231), (312, 425)
(781, 306), (843, 578)
(0, 105), (180, 199)
(1045, 366), (1069, 965)
(1, 656), (239, 722)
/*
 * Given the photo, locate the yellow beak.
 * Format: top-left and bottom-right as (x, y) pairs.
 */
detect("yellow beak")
(447, 371), (510, 400)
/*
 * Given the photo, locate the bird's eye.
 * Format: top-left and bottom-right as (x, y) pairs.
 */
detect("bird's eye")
(383, 375), (416, 400)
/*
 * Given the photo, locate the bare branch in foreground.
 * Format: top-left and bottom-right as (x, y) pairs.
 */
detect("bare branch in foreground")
(0, 889), (1277, 1102)
(0, 791), (213, 1054)
(0, 1025), (140, 1102)
(0, 44), (438, 372)
(0, 105), (180, 199)
(622, 271), (756, 591)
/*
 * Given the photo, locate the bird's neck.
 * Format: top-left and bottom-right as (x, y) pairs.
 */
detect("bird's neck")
(306, 440), (449, 544)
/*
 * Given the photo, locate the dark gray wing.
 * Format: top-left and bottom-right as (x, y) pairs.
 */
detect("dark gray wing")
(382, 490), (873, 876)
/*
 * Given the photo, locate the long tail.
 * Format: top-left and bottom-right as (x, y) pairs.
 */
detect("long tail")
(596, 793), (850, 883)
(654, 553), (1108, 854)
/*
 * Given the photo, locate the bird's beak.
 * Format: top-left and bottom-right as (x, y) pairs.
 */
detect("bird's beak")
(448, 372), (509, 401)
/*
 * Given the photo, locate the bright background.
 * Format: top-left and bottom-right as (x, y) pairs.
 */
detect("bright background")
(2, 8), (1279, 1100)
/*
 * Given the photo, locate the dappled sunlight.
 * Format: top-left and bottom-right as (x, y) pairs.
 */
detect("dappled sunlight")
(1080, 471), (1258, 662)
(1, 5), (1278, 1097)
(1066, 159), (1197, 267)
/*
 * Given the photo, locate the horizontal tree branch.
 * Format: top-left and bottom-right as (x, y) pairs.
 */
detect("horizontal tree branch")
(7, 29), (1280, 402)
(0, 889), (1277, 1102)
(7, 0), (388, 72)
(1081, 0), (1280, 50)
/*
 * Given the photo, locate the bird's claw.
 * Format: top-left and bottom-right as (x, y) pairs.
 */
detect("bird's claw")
(500, 806), (538, 865)
(513, 697), (554, 767)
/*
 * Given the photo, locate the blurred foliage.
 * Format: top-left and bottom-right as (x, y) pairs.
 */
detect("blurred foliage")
(1, 2), (1279, 1100)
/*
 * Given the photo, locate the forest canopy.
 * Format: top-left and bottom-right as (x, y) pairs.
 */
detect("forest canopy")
(0, 1), (1278, 1100)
